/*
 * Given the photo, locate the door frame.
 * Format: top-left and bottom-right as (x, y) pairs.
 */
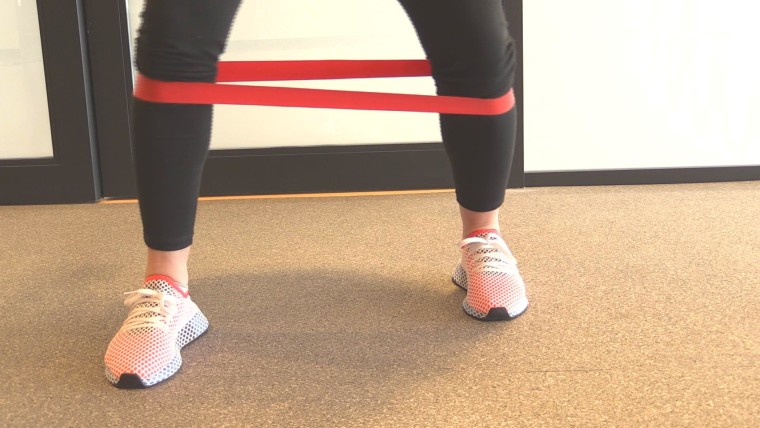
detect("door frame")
(0, 0), (99, 205)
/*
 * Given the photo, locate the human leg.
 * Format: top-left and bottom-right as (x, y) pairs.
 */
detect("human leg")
(399, 0), (527, 320)
(398, 0), (517, 232)
(105, 0), (241, 388)
(134, 0), (241, 253)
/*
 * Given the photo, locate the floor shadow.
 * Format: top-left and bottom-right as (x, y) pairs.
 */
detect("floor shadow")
(159, 267), (520, 424)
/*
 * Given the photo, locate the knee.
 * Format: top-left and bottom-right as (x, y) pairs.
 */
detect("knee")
(135, 35), (222, 83)
(132, 0), (240, 82)
(431, 40), (516, 99)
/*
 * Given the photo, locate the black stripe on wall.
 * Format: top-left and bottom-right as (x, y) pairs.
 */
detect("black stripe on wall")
(200, 143), (454, 196)
(526, 166), (760, 187)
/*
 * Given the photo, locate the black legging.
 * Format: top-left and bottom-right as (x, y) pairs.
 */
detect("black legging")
(133, 0), (517, 251)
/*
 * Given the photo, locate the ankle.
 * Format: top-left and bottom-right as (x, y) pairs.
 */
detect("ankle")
(463, 227), (501, 238)
(459, 206), (501, 238)
(146, 247), (191, 285)
(145, 269), (189, 286)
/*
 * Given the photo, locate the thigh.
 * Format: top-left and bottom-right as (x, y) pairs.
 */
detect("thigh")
(397, 0), (515, 97)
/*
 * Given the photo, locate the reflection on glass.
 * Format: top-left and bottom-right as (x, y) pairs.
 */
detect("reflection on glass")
(0, 0), (53, 160)
(127, 0), (439, 150)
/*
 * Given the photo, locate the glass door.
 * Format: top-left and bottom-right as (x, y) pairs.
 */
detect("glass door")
(0, 0), (99, 204)
(91, 0), (524, 198)
(0, 0), (52, 160)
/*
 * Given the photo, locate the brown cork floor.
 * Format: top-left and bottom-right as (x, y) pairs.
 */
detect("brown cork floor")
(1, 182), (758, 426)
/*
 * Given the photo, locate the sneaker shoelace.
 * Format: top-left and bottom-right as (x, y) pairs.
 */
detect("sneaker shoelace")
(460, 236), (517, 273)
(120, 289), (179, 333)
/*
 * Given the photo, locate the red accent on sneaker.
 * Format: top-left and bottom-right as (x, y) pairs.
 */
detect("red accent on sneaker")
(144, 274), (189, 298)
(466, 229), (500, 238)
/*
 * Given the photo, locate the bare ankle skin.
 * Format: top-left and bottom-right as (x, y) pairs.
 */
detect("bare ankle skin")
(459, 205), (500, 238)
(145, 246), (191, 285)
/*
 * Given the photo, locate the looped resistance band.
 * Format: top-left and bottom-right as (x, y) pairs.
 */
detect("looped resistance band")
(134, 60), (514, 115)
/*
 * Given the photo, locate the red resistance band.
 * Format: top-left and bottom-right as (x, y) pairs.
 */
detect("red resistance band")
(134, 60), (515, 115)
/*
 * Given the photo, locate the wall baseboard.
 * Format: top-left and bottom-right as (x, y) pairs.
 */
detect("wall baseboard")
(525, 166), (760, 187)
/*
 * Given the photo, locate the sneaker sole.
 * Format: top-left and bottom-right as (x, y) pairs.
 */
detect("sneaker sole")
(452, 278), (528, 322)
(107, 311), (209, 389)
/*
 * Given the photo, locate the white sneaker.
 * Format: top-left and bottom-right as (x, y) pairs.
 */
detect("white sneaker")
(104, 275), (208, 388)
(452, 229), (529, 321)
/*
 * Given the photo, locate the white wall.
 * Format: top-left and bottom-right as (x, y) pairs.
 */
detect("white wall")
(128, 0), (440, 150)
(0, 1), (21, 50)
(0, 0), (53, 160)
(126, 0), (760, 169)
(524, 0), (760, 171)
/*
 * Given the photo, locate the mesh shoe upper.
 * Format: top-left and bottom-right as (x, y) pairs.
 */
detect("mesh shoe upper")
(104, 275), (203, 386)
(455, 230), (528, 319)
